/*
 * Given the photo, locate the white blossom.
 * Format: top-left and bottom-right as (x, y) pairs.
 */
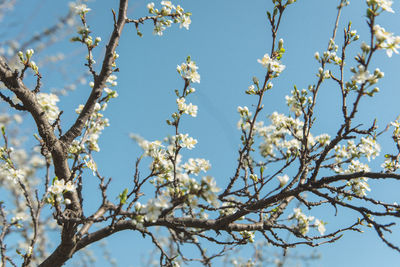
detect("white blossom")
(277, 174), (289, 187)
(373, 25), (400, 57)
(314, 219), (326, 235)
(36, 93), (60, 122)
(182, 158), (210, 175)
(48, 179), (66, 195)
(257, 53), (285, 74)
(367, 0), (394, 13)
(290, 208), (315, 236)
(176, 98), (198, 117)
(351, 65), (372, 84)
(177, 59), (200, 83)
(178, 133), (197, 150)
(72, 4), (91, 14)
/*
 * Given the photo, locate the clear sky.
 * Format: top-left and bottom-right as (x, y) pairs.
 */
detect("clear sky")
(2, 0), (400, 266)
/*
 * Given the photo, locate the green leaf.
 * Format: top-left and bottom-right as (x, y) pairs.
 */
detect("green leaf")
(118, 188), (129, 204)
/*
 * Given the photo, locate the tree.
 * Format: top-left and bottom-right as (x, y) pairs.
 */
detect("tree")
(0, 0), (400, 266)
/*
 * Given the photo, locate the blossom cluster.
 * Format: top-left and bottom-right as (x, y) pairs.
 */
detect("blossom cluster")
(182, 158), (211, 175)
(73, 102), (110, 153)
(257, 53), (285, 76)
(70, 3), (103, 69)
(130, 58), (220, 220)
(346, 173), (371, 197)
(381, 157), (400, 172)
(69, 75), (116, 158)
(316, 43), (345, 65)
(237, 106), (251, 118)
(47, 178), (76, 205)
(373, 25), (400, 57)
(0, 144), (27, 184)
(285, 87), (313, 117)
(147, 1), (192, 35)
(381, 120), (400, 172)
(0, 163), (24, 184)
(246, 79), (273, 95)
(176, 133), (197, 150)
(334, 137), (380, 163)
(257, 112), (331, 159)
(236, 106), (253, 131)
(351, 65), (384, 85)
(367, 0), (394, 13)
(333, 137), (380, 197)
(130, 157), (219, 223)
(177, 57), (200, 83)
(289, 208), (326, 236)
(70, 3), (91, 16)
(240, 231), (255, 243)
(0, 135), (44, 186)
(36, 93), (60, 123)
(176, 97), (198, 117)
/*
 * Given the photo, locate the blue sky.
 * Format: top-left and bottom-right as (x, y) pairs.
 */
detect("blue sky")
(3, 0), (400, 266)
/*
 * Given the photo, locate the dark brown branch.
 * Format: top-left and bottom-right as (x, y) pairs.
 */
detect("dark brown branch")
(0, 90), (26, 110)
(60, 0), (128, 146)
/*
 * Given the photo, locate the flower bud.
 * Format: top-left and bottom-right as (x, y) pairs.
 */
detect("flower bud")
(278, 38), (284, 50)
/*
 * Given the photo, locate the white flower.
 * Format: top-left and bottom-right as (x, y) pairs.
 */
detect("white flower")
(315, 219), (326, 235)
(161, 1), (172, 7)
(178, 133), (197, 149)
(315, 134), (331, 146)
(176, 98), (198, 117)
(176, 97), (186, 111)
(144, 197), (170, 222)
(373, 25), (400, 57)
(351, 65), (372, 84)
(179, 14), (191, 30)
(85, 159), (97, 175)
(73, 4), (91, 14)
(290, 208), (315, 235)
(36, 93), (60, 122)
(347, 177), (371, 197)
(153, 21), (166, 36)
(147, 2), (155, 11)
(359, 136), (380, 161)
(48, 179), (65, 195)
(257, 53), (285, 74)
(277, 174), (289, 187)
(202, 176), (220, 195)
(65, 181), (76, 192)
(8, 168), (24, 182)
(381, 158), (400, 172)
(177, 59), (200, 83)
(186, 103), (198, 117)
(161, 1), (174, 13)
(247, 85), (256, 94)
(182, 158), (210, 175)
(367, 0), (394, 13)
